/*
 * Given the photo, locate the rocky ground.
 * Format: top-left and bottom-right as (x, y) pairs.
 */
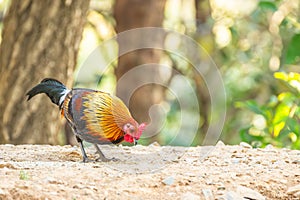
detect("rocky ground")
(0, 141), (299, 200)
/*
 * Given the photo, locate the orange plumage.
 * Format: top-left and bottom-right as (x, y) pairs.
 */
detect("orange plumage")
(27, 78), (146, 162)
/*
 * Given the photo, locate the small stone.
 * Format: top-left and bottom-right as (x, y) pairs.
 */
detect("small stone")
(216, 141), (225, 147)
(292, 160), (300, 164)
(184, 172), (196, 177)
(216, 190), (225, 196)
(255, 160), (261, 164)
(0, 162), (16, 169)
(231, 154), (244, 158)
(231, 158), (240, 164)
(239, 142), (252, 149)
(280, 179), (288, 184)
(149, 141), (161, 147)
(221, 191), (244, 200)
(265, 144), (274, 149)
(181, 192), (200, 200)
(73, 184), (85, 189)
(205, 179), (214, 185)
(202, 189), (214, 200)
(185, 158), (197, 164)
(162, 176), (175, 185)
(45, 177), (63, 184)
(283, 172), (290, 177)
(0, 188), (6, 195)
(4, 144), (14, 147)
(287, 184), (300, 196)
(293, 191), (300, 198)
(236, 185), (265, 200)
(167, 192), (176, 196)
(87, 185), (98, 191)
(217, 182), (226, 190)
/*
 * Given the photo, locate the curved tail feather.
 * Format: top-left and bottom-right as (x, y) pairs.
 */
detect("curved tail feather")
(26, 78), (70, 107)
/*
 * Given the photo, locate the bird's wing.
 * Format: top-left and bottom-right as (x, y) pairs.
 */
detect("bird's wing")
(66, 89), (128, 144)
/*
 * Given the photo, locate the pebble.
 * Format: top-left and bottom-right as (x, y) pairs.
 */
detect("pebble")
(4, 144), (14, 147)
(231, 158), (241, 164)
(185, 158), (197, 164)
(294, 191), (300, 198)
(202, 189), (214, 200)
(149, 142), (161, 147)
(236, 185), (265, 200)
(265, 144), (275, 149)
(220, 191), (244, 200)
(167, 192), (176, 196)
(216, 141), (225, 147)
(0, 188), (7, 195)
(239, 142), (252, 149)
(231, 154), (244, 158)
(0, 162), (16, 169)
(295, 171), (300, 176)
(73, 184), (85, 189)
(292, 160), (300, 164)
(287, 184), (300, 197)
(205, 179), (214, 185)
(181, 192), (200, 200)
(162, 176), (175, 185)
(217, 182), (226, 190)
(45, 177), (63, 184)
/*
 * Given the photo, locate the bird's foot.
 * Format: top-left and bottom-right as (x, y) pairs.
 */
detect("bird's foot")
(82, 157), (94, 163)
(95, 156), (119, 162)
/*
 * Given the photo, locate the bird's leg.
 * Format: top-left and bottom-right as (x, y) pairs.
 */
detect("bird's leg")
(94, 144), (119, 162)
(76, 136), (92, 163)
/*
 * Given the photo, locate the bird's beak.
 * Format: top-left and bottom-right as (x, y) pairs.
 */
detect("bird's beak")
(133, 138), (137, 145)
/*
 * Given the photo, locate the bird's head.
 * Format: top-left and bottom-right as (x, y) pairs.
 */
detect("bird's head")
(123, 122), (147, 145)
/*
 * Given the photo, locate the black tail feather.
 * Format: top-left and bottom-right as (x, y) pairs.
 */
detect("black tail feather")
(26, 78), (68, 106)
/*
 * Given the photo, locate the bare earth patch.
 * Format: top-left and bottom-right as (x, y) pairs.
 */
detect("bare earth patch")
(0, 142), (299, 200)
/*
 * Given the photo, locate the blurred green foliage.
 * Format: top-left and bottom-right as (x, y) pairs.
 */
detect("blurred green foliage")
(237, 72), (300, 149)
(212, 0), (300, 149)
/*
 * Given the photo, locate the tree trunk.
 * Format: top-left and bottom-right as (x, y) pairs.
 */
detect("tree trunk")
(113, 0), (166, 124)
(193, 0), (212, 140)
(0, 0), (90, 144)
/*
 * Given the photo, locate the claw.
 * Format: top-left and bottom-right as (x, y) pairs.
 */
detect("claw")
(95, 157), (119, 162)
(82, 157), (94, 163)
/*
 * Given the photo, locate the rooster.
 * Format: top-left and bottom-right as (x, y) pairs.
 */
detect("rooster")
(26, 78), (146, 162)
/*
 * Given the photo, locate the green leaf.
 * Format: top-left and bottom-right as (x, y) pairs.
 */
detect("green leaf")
(240, 127), (264, 144)
(258, 1), (277, 11)
(285, 34), (300, 64)
(278, 92), (297, 105)
(286, 118), (300, 136)
(236, 100), (266, 117)
(274, 72), (300, 95)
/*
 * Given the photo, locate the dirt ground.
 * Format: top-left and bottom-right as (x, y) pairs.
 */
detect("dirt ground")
(0, 141), (299, 200)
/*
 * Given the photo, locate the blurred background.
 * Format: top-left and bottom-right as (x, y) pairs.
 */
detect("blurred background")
(0, 0), (299, 149)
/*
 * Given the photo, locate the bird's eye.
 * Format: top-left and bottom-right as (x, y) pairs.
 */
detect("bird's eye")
(129, 127), (135, 133)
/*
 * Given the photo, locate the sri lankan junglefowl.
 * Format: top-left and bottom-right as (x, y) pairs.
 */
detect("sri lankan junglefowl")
(26, 78), (146, 162)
